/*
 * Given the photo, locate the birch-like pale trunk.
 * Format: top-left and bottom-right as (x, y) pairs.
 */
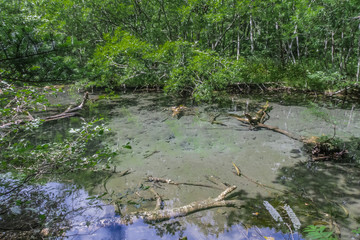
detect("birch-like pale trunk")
(237, 31), (241, 60)
(295, 25), (300, 59)
(250, 14), (254, 53)
(339, 31), (344, 71)
(331, 31), (335, 64)
(357, 24), (360, 83)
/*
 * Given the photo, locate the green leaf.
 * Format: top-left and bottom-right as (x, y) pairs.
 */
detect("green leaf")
(122, 142), (132, 149)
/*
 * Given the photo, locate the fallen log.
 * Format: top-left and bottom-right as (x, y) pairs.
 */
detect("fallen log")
(68, 185), (242, 236)
(88, 185), (241, 229)
(43, 92), (89, 122)
(140, 185), (240, 222)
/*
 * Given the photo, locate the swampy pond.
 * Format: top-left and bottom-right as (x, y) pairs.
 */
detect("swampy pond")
(3, 91), (360, 239)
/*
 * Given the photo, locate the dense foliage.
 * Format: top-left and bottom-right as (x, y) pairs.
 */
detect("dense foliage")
(1, 0), (360, 100)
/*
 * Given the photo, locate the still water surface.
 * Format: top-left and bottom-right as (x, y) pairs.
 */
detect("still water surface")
(9, 92), (360, 239)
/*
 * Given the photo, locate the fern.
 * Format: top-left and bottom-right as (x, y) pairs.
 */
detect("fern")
(303, 225), (337, 240)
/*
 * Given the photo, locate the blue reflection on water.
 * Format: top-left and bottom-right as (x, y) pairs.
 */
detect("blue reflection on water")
(0, 176), (303, 240)
(68, 220), (304, 240)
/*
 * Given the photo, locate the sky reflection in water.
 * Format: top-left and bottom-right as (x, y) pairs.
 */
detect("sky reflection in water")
(43, 181), (303, 240)
(0, 178), (302, 239)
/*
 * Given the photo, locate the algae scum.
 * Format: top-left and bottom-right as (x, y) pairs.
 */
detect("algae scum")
(5, 92), (360, 239)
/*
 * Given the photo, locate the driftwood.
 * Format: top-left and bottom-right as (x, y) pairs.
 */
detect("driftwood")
(230, 114), (302, 141)
(69, 185), (241, 236)
(139, 185), (240, 222)
(0, 92), (89, 129)
(146, 176), (223, 190)
(43, 92), (89, 121)
(87, 185), (241, 230)
(229, 101), (303, 141)
(230, 104), (348, 161)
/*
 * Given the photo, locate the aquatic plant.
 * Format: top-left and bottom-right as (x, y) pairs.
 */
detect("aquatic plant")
(303, 225), (337, 240)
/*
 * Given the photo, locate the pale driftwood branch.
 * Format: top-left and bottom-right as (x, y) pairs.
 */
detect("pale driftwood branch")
(142, 198), (240, 222)
(139, 185), (239, 222)
(72, 186), (241, 234)
(214, 185), (237, 201)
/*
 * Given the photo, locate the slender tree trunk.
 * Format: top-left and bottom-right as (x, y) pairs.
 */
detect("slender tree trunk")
(288, 38), (296, 64)
(250, 14), (254, 53)
(276, 21), (284, 64)
(339, 31), (344, 72)
(344, 47), (352, 70)
(213, 15), (238, 50)
(237, 31), (241, 60)
(295, 25), (300, 59)
(331, 31), (335, 64)
(357, 24), (360, 83)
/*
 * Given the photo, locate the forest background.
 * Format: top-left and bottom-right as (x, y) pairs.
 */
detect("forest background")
(1, 1), (360, 238)
(1, 0), (360, 101)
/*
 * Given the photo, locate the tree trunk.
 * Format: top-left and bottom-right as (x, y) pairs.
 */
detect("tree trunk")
(250, 14), (254, 53)
(331, 31), (335, 64)
(140, 186), (240, 222)
(295, 25), (300, 59)
(357, 24), (360, 83)
(237, 31), (241, 60)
